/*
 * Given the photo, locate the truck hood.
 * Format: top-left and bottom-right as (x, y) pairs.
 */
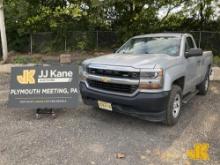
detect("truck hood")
(84, 53), (181, 69)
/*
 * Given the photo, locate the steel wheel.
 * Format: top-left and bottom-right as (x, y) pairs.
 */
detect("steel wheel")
(172, 94), (181, 118)
(205, 76), (209, 91)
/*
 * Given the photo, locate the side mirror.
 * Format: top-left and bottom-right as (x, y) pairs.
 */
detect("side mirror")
(185, 48), (203, 58)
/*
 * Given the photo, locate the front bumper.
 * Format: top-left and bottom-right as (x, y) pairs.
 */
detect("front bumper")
(80, 82), (170, 121)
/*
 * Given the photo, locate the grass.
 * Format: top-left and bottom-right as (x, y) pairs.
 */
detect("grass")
(213, 56), (220, 67)
(13, 55), (41, 64)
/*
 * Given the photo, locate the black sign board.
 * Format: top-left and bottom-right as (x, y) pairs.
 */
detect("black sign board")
(8, 64), (79, 109)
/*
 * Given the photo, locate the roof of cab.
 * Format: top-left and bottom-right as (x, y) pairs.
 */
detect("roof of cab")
(133, 33), (188, 38)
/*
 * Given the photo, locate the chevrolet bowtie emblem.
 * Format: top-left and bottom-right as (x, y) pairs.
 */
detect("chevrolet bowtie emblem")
(100, 77), (111, 83)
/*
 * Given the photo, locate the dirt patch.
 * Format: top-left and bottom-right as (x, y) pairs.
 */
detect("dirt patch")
(6, 50), (112, 64)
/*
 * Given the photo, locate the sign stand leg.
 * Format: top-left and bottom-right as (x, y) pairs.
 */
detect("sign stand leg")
(35, 108), (56, 119)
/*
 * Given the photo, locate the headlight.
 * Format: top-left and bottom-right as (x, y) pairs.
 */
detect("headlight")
(140, 71), (161, 79)
(139, 69), (163, 89)
(79, 63), (87, 81)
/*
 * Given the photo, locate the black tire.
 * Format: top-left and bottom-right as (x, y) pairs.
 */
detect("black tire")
(164, 85), (182, 126)
(197, 69), (210, 95)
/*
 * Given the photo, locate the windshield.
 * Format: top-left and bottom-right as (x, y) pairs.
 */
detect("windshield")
(116, 37), (181, 56)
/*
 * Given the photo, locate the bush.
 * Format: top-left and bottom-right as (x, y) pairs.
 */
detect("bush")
(13, 56), (40, 64)
(213, 56), (220, 67)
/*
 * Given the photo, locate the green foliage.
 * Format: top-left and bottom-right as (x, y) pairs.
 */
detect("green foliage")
(213, 56), (220, 66)
(26, 4), (83, 31)
(3, 0), (220, 53)
(69, 32), (96, 51)
(13, 56), (40, 64)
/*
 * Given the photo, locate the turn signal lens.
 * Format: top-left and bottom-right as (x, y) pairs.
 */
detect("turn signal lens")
(139, 82), (162, 89)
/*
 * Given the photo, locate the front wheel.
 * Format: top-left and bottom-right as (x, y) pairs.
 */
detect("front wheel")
(164, 85), (182, 126)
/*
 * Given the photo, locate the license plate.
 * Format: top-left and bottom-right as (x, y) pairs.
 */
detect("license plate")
(98, 100), (112, 111)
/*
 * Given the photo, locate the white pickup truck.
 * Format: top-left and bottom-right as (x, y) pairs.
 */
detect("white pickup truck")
(80, 33), (213, 125)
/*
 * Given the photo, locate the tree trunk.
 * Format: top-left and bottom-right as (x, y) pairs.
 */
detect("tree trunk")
(0, 0), (8, 63)
(199, 1), (205, 30)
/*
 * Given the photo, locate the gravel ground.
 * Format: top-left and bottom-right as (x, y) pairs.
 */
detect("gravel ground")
(0, 73), (219, 165)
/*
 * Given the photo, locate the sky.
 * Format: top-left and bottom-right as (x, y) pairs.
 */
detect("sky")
(158, 1), (220, 20)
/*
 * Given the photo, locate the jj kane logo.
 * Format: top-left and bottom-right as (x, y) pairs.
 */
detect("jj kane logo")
(186, 143), (209, 160)
(38, 69), (73, 83)
(17, 70), (36, 84)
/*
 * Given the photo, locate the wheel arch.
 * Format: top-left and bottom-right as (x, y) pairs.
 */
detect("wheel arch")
(172, 76), (185, 90)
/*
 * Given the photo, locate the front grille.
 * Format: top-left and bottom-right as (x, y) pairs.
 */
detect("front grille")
(87, 68), (140, 79)
(87, 80), (138, 94)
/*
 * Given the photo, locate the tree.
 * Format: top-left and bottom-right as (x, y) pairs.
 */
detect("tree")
(183, 0), (219, 30)
(3, 0), (220, 53)
(0, 0), (8, 62)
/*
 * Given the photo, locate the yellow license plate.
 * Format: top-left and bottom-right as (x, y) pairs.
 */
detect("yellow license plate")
(98, 100), (112, 111)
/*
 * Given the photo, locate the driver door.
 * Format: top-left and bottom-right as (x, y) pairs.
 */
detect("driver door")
(184, 36), (198, 93)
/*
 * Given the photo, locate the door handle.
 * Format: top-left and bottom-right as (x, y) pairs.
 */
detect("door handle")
(197, 60), (201, 64)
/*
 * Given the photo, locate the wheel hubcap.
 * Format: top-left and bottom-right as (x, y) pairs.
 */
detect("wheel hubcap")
(205, 77), (209, 91)
(172, 94), (181, 118)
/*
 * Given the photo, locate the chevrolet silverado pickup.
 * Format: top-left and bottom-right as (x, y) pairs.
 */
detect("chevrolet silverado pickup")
(80, 33), (213, 125)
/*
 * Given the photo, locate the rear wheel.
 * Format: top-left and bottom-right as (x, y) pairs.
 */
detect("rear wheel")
(164, 85), (182, 126)
(197, 69), (210, 95)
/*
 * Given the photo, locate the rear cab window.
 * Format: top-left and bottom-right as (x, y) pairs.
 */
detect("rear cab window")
(185, 36), (195, 52)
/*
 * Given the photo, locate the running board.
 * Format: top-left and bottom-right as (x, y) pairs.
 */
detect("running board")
(182, 90), (199, 104)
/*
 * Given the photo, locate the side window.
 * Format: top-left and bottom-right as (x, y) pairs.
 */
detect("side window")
(185, 37), (195, 52)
